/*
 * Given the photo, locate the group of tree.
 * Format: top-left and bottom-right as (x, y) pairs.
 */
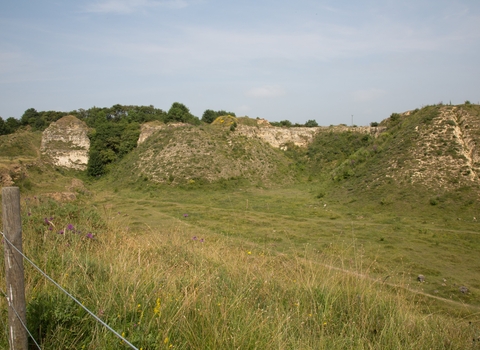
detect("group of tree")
(0, 116), (21, 135)
(1, 102), (319, 177)
(270, 119), (318, 127)
(201, 109), (237, 124)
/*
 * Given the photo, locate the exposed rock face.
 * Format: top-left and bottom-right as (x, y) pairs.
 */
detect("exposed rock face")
(388, 106), (480, 190)
(0, 164), (25, 187)
(236, 124), (384, 149)
(41, 115), (90, 170)
(138, 118), (384, 149)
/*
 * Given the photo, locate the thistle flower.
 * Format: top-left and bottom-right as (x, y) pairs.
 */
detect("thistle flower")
(67, 224), (74, 231)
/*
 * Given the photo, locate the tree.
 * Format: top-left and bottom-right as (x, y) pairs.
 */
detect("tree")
(167, 102), (190, 122)
(166, 102), (200, 125)
(202, 109), (216, 124)
(0, 117), (6, 135)
(305, 119), (318, 127)
(87, 150), (105, 177)
(201, 109), (236, 124)
(20, 108), (39, 126)
(5, 117), (20, 134)
(279, 120), (292, 127)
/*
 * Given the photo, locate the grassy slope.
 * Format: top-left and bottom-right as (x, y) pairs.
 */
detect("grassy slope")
(0, 129), (83, 194)
(0, 190), (478, 349)
(1, 106), (480, 348)
(91, 182), (480, 310)
(111, 123), (300, 187)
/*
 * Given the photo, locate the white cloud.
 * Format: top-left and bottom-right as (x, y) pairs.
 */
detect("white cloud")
(246, 86), (286, 98)
(353, 88), (386, 102)
(85, 0), (187, 14)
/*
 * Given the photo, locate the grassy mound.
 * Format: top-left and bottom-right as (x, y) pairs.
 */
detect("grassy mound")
(111, 123), (298, 187)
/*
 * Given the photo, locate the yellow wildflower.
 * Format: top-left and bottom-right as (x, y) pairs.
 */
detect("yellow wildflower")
(154, 298), (161, 316)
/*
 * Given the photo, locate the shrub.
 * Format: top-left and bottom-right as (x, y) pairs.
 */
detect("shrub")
(305, 119), (318, 127)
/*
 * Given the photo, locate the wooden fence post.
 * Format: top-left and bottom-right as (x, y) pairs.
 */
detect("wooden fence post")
(2, 187), (28, 350)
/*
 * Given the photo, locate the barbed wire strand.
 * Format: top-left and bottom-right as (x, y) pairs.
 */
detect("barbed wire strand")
(1, 231), (139, 350)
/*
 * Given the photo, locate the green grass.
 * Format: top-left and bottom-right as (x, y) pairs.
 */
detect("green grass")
(91, 182), (480, 310)
(1, 193), (479, 349)
(1, 104), (480, 348)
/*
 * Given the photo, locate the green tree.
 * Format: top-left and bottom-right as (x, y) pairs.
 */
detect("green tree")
(0, 117), (6, 135)
(166, 102), (200, 125)
(87, 118), (141, 177)
(305, 119), (318, 127)
(167, 102), (191, 122)
(202, 109), (217, 124)
(5, 117), (20, 134)
(87, 150), (106, 177)
(20, 108), (40, 126)
(279, 120), (292, 127)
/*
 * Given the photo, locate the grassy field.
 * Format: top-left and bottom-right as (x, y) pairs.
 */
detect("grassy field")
(1, 184), (479, 349)
(1, 105), (480, 348)
(91, 182), (480, 309)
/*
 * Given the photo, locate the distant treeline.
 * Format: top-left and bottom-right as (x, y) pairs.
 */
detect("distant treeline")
(0, 103), (319, 177)
(0, 103), (322, 136)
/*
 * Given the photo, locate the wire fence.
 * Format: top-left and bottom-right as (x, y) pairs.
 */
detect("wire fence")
(1, 230), (139, 350)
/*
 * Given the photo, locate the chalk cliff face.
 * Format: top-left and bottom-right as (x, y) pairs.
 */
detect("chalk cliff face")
(137, 118), (384, 149)
(40, 115), (90, 170)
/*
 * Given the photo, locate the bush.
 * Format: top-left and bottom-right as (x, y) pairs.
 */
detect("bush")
(305, 119), (318, 127)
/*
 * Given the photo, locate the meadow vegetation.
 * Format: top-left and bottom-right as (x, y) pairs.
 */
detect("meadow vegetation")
(1, 193), (478, 349)
(1, 103), (480, 348)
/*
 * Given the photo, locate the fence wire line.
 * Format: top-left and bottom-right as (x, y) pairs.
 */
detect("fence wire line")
(8, 297), (42, 350)
(1, 230), (139, 350)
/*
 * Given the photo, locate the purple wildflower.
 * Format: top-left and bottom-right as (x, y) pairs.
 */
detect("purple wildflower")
(67, 224), (74, 231)
(28, 212), (31, 216)
(200, 238), (205, 243)
(192, 236), (197, 240)
(48, 226), (53, 231)
(44, 217), (49, 225)
(183, 213), (188, 217)
(58, 230), (64, 235)
(86, 233), (94, 239)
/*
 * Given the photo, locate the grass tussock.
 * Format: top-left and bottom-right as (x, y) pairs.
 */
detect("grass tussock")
(0, 198), (477, 349)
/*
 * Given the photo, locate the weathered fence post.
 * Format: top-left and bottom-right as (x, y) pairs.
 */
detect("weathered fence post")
(2, 187), (28, 350)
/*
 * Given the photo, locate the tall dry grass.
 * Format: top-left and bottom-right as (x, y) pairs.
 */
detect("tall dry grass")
(0, 198), (478, 349)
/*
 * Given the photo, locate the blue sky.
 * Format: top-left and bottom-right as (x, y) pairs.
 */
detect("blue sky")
(1, 0), (479, 126)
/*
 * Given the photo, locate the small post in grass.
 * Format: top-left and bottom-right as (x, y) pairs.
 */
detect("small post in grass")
(2, 187), (28, 350)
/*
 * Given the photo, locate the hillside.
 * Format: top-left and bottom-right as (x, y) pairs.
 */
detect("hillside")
(305, 104), (480, 210)
(112, 123), (300, 187)
(1, 104), (480, 348)
(4, 103), (480, 204)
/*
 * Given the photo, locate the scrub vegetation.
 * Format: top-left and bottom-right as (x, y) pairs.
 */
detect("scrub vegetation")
(1, 102), (480, 348)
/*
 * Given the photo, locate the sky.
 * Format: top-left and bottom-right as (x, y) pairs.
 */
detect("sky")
(1, 0), (479, 126)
